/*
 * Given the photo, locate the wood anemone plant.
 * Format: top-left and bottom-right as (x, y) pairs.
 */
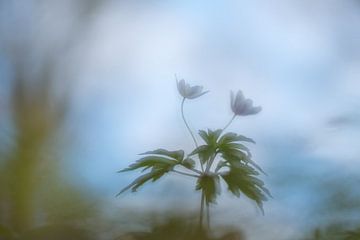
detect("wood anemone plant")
(117, 78), (271, 229)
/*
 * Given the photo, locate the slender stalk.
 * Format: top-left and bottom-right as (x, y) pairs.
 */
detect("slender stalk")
(181, 98), (205, 172)
(200, 114), (238, 229)
(206, 202), (210, 229)
(222, 114), (236, 132)
(205, 152), (217, 173)
(188, 168), (203, 175)
(199, 191), (205, 229)
(178, 164), (203, 175)
(172, 169), (199, 178)
(181, 98), (198, 147)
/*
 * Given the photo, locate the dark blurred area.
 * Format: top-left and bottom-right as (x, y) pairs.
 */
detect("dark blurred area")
(115, 215), (245, 240)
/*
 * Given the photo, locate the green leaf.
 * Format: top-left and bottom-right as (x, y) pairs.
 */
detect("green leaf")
(221, 150), (248, 164)
(140, 149), (184, 161)
(218, 132), (255, 145)
(196, 174), (221, 204)
(198, 129), (222, 146)
(119, 156), (178, 172)
(117, 169), (167, 195)
(224, 161), (259, 175)
(189, 145), (216, 164)
(181, 158), (196, 169)
(198, 130), (209, 144)
(218, 143), (252, 157)
(221, 149), (267, 175)
(217, 132), (266, 174)
(215, 160), (228, 172)
(247, 159), (267, 176)
(117, 148), (187, 195)
(220, 165), (271, 213)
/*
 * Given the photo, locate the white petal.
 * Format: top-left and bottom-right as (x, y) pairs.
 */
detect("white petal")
(234, 91), (245, 113)
(235, 90), (244, 102)
(188, 85), (202, 97)
(244, 99), (254, 109)
(242, 104), (262, 115)
(177, 79), (187, 97)
(184, 83), (191, 97)
(235, 99), (247, 115)
(188, 90), (209, 99)
(239, 99), (253, 115)
(248, 106), (262, 115)
(230, 91), (236, 112)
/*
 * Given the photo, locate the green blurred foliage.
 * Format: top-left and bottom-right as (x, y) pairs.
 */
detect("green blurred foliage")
(115, 214), (245, 240)
(299, 225), (360, 240)
(0, 75), (100, 237)
(297, 174), (360, 240)
(0, 0), (105, 237)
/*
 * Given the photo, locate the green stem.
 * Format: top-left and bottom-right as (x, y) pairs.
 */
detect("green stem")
(172, 169), (199, 178)
(206, 202), (210, 229)
(181, 98), (198, 147)
(205, 153), (217, 173)
(199, 191), (205, 229)
(189, 168), (203, 175)
(199, 115), (237, 229)
(222, 114), (236, 132)
(181, 98), (205, 172)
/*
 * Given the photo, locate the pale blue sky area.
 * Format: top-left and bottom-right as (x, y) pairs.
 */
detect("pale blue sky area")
(1, 1), (360, 239)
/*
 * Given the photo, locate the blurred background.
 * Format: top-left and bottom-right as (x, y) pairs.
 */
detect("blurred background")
(0, 0), (360, 239)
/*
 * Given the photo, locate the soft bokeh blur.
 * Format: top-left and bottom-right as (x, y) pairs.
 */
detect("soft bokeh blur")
(1, 1), (360, 239)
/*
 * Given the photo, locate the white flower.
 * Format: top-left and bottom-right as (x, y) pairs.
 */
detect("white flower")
(177, 79), (208, 99)
(230, 90), (262, 116)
